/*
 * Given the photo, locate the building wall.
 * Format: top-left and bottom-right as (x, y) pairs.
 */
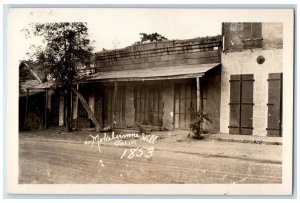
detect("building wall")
(220, 22), (283, 136)
(262, 23), (283, 49)
(222, 22), (283, 52)
(220, 49), (283, 135)
(204, 67), (221, 133)
(94, 36), (221, 72)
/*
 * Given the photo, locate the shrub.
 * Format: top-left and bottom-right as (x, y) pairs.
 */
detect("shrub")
(188, 108), (213, 139)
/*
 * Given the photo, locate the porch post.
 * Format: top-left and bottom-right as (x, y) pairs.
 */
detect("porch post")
(70, 88), (73, 130)
(74, 83), (79, 130)
(44, 89), (48, 129)
(58, 90), (65, 126)
(196, 77), (203, 111)
(112, 80), (118, 131)
(24, 89), (29, 128)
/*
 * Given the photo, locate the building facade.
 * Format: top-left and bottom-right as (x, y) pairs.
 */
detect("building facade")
(75, 36), (222, 132)
(220, 22), (283, 136)
(21, 22), (283, 137)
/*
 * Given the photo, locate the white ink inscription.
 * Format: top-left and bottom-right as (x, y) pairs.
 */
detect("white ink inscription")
(83, 132), (158, 160)
(120, 147), (155, 159)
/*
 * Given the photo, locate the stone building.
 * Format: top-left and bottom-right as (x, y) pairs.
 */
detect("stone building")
(220, 22), (283, 136)
(76, 35), (222, 132)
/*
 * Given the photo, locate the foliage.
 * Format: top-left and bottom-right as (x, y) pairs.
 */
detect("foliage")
(133, 33), (168, 45)
(23, 22), (94, 87)
(23, 22), (101, 132)
(188, 108), (213, 140)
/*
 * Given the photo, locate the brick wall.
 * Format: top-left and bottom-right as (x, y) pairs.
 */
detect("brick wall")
(94, 36), (222, 72)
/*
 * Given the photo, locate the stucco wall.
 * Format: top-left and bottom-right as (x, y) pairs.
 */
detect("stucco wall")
(222, 22), (283, 52)
(220, 49), (283, 136)
(204, 67), (221, 133)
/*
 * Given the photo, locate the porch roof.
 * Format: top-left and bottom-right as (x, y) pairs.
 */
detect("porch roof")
(87, 63), (221, 82)
(19, 80), (46, 97)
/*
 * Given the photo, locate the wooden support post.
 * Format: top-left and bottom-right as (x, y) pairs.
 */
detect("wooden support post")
(24, 89), (29, 128)
(196, 77), (204, 111)
(70, 89), (73, 130)
(196, 77), (201, 112)
(44, 90), (48, 129)
(112, 80), (118, 131)
(74, 83), (79, 130)
(196, 77), (204, 131)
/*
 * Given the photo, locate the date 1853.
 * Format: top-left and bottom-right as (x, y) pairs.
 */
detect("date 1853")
(120, 147), (154, 159)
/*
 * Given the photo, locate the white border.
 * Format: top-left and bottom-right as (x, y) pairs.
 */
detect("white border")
(6, 8), (294, 195)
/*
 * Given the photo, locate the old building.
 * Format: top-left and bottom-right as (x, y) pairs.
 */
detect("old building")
(220, 22), (283, 136)
(19, 61), (61, 130)
(75, 36), (222, 132)
(21, 22), (283, 137)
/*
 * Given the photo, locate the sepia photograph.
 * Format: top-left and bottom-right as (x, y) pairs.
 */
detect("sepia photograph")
(6, 7), (294, 195)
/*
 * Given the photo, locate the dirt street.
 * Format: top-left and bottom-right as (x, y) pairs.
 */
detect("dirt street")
(19, 130), (282, 184)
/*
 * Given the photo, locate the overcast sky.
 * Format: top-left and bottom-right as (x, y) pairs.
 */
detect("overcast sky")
(8, 8), (223, 61)
(8, 8), (289, 62)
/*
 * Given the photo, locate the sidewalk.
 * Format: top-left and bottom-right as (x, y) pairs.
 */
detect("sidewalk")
(206, 133), (282, 145)
(139, 129), (282, 146)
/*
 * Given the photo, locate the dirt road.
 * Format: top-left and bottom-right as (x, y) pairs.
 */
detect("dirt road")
(19, 132), (282, 184)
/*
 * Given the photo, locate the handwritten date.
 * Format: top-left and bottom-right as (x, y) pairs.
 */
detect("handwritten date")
(120, 147), (154, 159)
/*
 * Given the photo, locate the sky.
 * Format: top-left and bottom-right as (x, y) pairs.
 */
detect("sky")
(8, 8), (222, 61)
(8, 8), (289, 62)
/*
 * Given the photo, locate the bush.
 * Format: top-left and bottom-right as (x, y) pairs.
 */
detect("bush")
(188, 108), (212, 139)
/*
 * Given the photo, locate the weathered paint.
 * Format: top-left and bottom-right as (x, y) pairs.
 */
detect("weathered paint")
(220, 49), (283, 136)
(220, 22), (283, 136)
(95, 36), (222, 72)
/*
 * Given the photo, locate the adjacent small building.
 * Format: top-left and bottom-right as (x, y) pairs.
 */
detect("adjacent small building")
(220, 22), (283, 136)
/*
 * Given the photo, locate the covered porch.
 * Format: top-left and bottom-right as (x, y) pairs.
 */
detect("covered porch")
(79, 63), (221, 132)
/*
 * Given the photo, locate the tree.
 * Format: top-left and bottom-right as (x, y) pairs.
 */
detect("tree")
(132, 33), (168, 45)
(140, 33), (168, 43)
(23, 22), (101, 132)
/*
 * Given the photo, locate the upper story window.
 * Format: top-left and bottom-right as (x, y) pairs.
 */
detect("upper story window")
(242, 23), (263, 49)
(222, 22), (262, 51)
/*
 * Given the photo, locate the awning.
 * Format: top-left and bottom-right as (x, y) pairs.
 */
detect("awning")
(87, 63), (221, 82)
(29, 80), (54, 89)
(19, 80), (45, 97)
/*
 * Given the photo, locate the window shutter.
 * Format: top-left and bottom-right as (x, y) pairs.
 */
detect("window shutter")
(267, 73), (283, 136)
